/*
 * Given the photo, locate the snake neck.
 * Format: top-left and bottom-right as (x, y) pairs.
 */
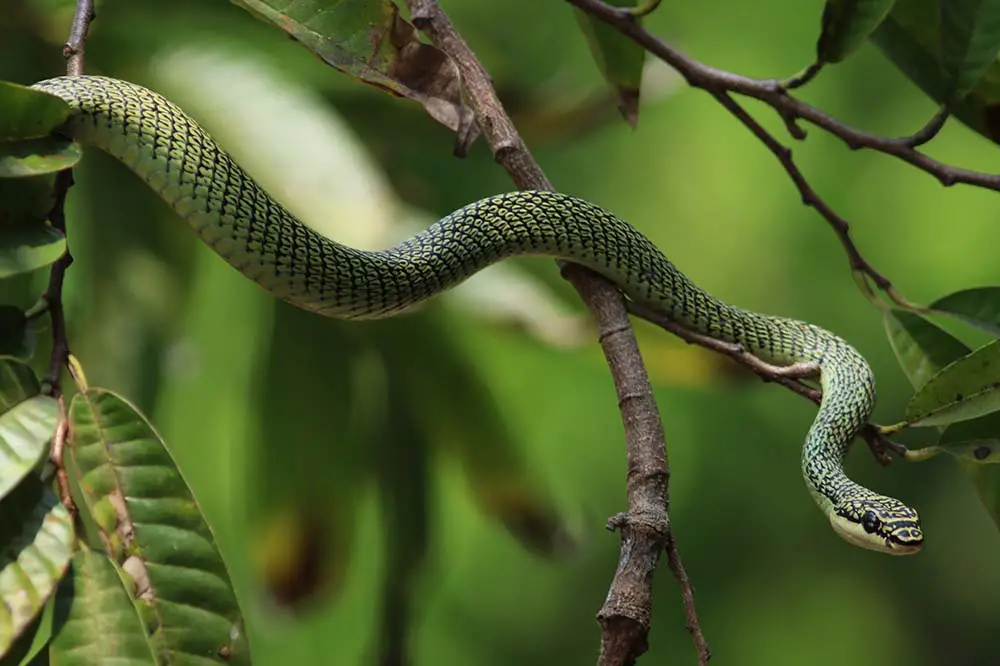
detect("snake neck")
(801, 352), (876, 513)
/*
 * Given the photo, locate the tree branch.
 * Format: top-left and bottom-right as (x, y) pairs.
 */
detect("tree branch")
(44, 0), (94, 511)
(404, 1), (706, 664)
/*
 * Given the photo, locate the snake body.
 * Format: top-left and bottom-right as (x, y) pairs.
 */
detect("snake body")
(34, 75), (923, 554)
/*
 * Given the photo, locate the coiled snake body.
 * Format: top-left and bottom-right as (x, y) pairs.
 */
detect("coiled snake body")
(34, 75), (923, 554)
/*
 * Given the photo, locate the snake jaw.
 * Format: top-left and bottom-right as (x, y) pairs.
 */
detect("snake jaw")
(829, 501), (923, 555)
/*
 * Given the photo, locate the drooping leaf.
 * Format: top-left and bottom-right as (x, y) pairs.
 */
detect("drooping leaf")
(0, 482), (73, 662)
(67, 389), (250, 665)
(0, 308), (33, 361)
(939, 410), (1000, 462)
(0, 139), (80, 179)
(0, 83), (71, 142)
(0, 395), (59, 503)
(372, 315), (573, 556)
(0, 177), (56, 227)
(0, 359), (40, 414)
(231, 0), (473, 136)
(929, 286), (1000, 337)
(883, 309), (971, 390)
(904, 339), (1000, 427)
(872, 0), (1000, 143)
(48, 549), (155, 666)
(575, 0), (647, 126)
(0, 225), (65, 280)
(940, 0), (1000, 102)
(817, 0), (898, 63)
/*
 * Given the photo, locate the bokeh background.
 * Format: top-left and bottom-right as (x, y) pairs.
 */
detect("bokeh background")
(4, 0), (1000, 664)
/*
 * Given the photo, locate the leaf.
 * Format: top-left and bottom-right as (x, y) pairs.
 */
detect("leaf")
(0, 360), (40, 415)
(0, 138), (81, 179)
(904, 339), (1000, 427)
(0, 225), (66, 280)
(0, 396), (59, 504)
(817, 0), (898, 63)
(48, 549), (155, 666)
(575, 0), (647, 126)
(929, 286), (1000, 336)
(872, 0), (1000, 143)
(67, 389), (249, 665)
(0, 308), (33, 361)
(232, 0), (474, 137)
(0, 83), (70, 142)
(938, 410), (1000, 462)
(940, 0), (1000, 102)
(0, 482), (74, 662)
(0, 178), (56, 227)
(883, 309), (971, 390)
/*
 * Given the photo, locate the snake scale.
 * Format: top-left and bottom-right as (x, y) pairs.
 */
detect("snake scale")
(33, 75), (923, 554)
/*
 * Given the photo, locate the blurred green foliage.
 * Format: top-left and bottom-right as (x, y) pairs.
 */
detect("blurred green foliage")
(5, 0), (1000, 664)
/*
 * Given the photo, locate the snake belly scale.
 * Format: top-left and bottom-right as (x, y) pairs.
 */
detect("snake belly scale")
(33, 75), (923, 554)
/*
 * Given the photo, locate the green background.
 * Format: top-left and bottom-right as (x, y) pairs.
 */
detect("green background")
(4, 0), (999, 664)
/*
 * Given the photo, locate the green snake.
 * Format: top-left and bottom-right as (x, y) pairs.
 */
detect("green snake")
(34, 75), (923, 555)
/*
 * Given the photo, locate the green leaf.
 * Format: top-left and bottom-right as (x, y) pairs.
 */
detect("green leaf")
(0, 308), (33, 361)
(67, 389), (249, 665)
(872, 0), (1000, 143)
(49, 549), (155, 666)
(940, 0), (1000, 102)
(938, 411), (1000, 462)
(0, 396), (58, 503)
(904, 339), (1000, 427)
(817, 0), (898, 63)
(575, 0), (647, 126)
(0, 178), (56, 227)
(0, 225), (66, 280)
(883, 310), (971, 389)
(0, 360), (40, 414)
(929, 286), (1000, 336)
(232, 0), (472, 134)
(0, 138), (81, 179)
(0, 83), (70, 142)
(0, 482), (73, 662)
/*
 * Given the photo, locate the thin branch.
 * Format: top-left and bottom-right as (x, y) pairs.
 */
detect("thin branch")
(44, 0), (95, 511)
(404, 1), (705, 664)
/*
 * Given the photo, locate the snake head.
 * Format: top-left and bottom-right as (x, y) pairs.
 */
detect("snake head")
(830, 498), (923, 555)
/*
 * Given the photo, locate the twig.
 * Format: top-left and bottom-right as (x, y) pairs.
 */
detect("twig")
(565, 0), (1000, 306)
(44, 0), (94, 508)
(404, 1), (705, 664)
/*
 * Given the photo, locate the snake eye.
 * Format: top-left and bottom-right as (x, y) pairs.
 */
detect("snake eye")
(860, 511), (881, 534)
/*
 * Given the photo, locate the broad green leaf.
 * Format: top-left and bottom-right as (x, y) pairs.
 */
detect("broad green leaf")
(254, 304), (370, 609)
(67, 389), (249, 665)
(873, 0), (1000, 143)
(372, 316), (572, 556)
(0, 83), (70, 142)
(0, 225), (65, 280)
(0, 396), (58, 503)
(0, 138), (80, 179)
(0, 483), (73, 661)
(232, 0), (472, 134)
(938, 410), (1000, 462)
(0, 308), (33, 361)
(575, 0), (647, 126)
(0, 177), (56, 226)
(940, 0), (1000, 102)
(904, 339), (1000, 427)
(929, 286), (1000, 336)
(49, 549), (155, 666)
(817, 0), (898, 63)
(0, 359), (40, 414)
(883, 310), (971, 389)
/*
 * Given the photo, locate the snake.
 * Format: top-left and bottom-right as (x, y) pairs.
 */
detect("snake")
(32, 75), (923, 555)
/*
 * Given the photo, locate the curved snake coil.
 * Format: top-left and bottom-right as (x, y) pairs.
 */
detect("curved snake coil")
(34, 75), (923, 554)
